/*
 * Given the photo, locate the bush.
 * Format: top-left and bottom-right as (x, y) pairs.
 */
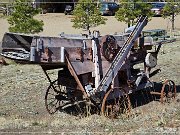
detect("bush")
(8, 0), (44, 34)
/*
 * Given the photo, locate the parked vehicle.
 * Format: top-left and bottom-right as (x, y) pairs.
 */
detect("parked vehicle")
(0, 6), (14, 15)
(151, 2), (166, 16)
(0, 6), (6, 15)
(64, 5), (73, 15)
(142, 29), (176, 42)
(99, 2), (119, 16)
(143, 29), (167, 41)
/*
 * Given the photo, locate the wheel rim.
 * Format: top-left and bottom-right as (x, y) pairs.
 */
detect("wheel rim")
(160, 80), (176, 103)
(45, 80), (70, 114)
(101, 88), (131, 118)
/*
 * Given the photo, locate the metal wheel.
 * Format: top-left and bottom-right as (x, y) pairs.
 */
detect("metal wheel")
(45, 79), (71, 114)
(143, 79), (155, 103)
(101, 88), (131, 118)
(101, 35), (119, 61)
(160, 80), (176, 103)
(44, 68), (85, 115)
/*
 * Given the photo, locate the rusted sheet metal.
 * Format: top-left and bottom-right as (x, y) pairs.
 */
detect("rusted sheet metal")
(66, 55), (88, 98)
(1, 32), (93, 63)
(1, 33), (34, 61)
(70, 61), (94, 75)
(31, 36), (92, 48)
(65, 47), (92, 62)
(1, 32), (127, 64)
(30, 43), (92, 64)
(30, 36), (92, 63)
(2, 32), (33, 50)
(0, 32), (138, 74)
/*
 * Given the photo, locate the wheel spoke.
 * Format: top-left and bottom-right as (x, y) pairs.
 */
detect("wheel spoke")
(101, 88), (131, 118)
(47, 99), (57, 106)
(45, 74), (84, 115)
(46, 97), (57, 100)
(160, 80), (176, 103)
(48, 92), (56, 96)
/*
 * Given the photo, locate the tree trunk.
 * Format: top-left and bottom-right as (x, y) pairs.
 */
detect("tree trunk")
(172, 13), (175, 30)
(127, 18), (130, 27)
(87, 24), (90, 31)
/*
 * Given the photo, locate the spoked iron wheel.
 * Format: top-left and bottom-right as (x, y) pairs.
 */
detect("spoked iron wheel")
(101, 88), (131, 118)
(160, 80), (176, 103)
(45, 79), (71, 114)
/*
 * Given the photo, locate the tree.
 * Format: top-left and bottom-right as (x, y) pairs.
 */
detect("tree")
(8, 0), (44, 34)
(71, 0), (107, 31)
(162, 1), (180, 30)
(115, 0), (153, 27)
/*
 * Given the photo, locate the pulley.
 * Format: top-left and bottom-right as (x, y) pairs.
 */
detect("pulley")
(100, 35), (119, 61)
(145, 53), (157, 68)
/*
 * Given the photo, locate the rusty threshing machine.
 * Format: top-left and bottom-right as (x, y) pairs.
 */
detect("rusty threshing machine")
(0, 16), (176, 117)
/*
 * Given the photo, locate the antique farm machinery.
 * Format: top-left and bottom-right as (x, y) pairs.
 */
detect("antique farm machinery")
(0, 16), (176, 117)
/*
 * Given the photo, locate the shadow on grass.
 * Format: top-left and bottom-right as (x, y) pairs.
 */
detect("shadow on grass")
(129, 82), (180, 109)
(55, 81), (180, 117)
(55, 101), (99, 118)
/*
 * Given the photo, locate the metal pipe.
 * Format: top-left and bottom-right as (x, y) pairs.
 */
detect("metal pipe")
(30, 46), (36, 61)
(60, 47), (65, 62)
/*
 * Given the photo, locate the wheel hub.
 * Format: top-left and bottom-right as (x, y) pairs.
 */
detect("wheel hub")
(55, 94), (68, 100)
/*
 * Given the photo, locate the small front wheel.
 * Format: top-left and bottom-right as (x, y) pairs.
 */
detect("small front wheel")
(160, 80), (176, 103)
(101, 88), (131, 118)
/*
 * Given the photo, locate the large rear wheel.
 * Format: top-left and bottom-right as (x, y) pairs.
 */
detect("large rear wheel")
(45, 79), (72, 114)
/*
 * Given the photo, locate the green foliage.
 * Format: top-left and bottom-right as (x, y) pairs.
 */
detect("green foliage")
(115, 0), (153, 27)
(71, 0), (107, 31)
(162, 1), (180, 30)
(8, 0), (44, 34)
(163, 1), (180, 17)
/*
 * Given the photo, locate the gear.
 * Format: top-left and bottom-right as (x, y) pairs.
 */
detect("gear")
(101, 35), (119, 61)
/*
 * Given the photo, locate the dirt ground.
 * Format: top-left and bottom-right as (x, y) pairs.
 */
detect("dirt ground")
(0, 13), (180, 40)
(0, 14), (180, 134)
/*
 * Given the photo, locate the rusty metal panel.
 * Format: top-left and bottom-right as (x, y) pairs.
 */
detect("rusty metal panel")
(65, 47), (94, 75)
(65, 47), (92, 62)
(2, 32), (33, 50)
(71, 61), (94, 75)
(29, 36), (92, 63)
(31, 36), (92, 48)
(30, 40), (92, 63)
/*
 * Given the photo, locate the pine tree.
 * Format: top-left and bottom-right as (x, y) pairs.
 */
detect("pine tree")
(162, 0), (180, 30)
(8, 0), (44, 34)
(71, 0), (107, 31)
(115, 0), (153, 27)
